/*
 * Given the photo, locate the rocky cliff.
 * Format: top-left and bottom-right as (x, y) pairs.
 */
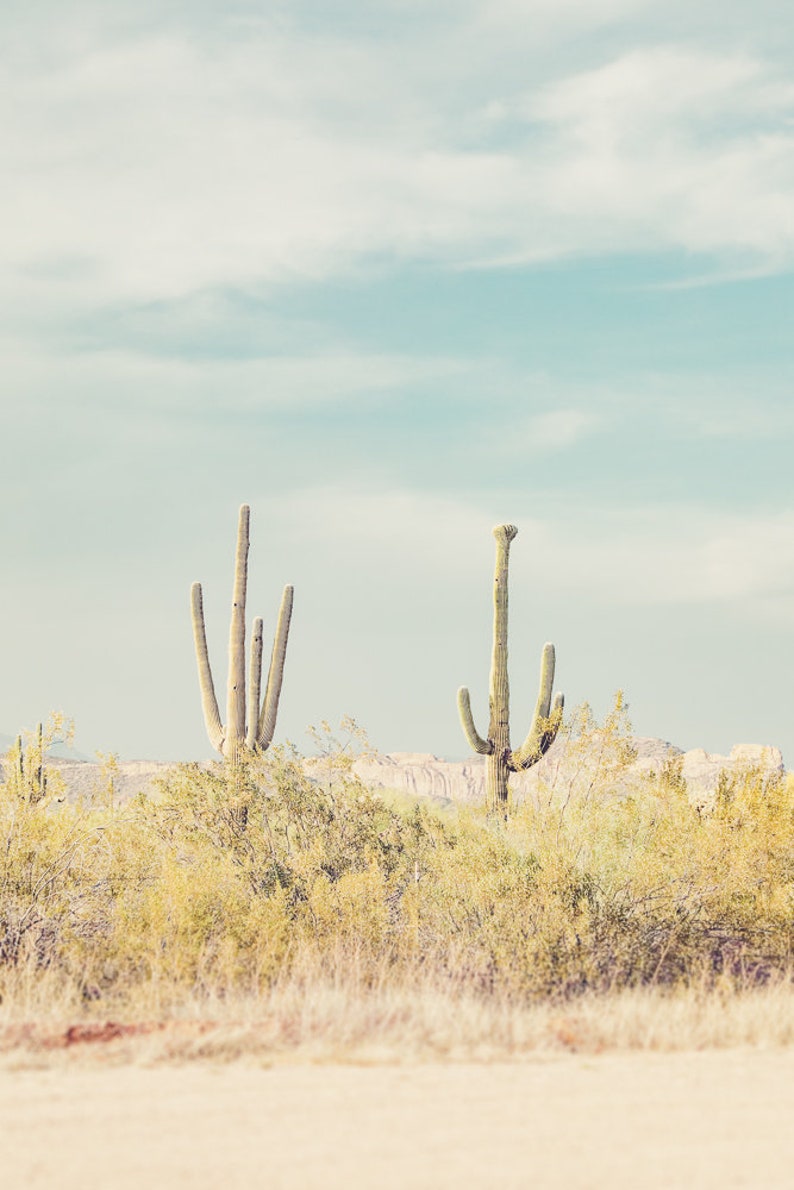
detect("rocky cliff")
(351, 738), (785, 809)
(1, 737), (785, 809)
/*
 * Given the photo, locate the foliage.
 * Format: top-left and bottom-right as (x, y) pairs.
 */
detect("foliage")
(4, 714), (73, 806)
(1, 707), (793, 1009)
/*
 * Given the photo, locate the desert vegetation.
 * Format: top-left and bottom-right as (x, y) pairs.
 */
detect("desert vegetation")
(1, 513), (792, 1064)
(2, 702), (794, 1061)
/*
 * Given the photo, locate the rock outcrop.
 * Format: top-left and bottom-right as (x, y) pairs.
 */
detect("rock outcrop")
(0, 756), (174, 805)
(1, 739), (786, 810)
(352, 738), (786, 808)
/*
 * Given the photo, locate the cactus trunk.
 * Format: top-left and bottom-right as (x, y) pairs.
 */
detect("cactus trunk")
(225, 505), (250, 762)
(486, 525), (516, 807)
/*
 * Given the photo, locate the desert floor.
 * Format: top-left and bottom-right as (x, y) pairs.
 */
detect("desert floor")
(2, 1050), (794, 1188)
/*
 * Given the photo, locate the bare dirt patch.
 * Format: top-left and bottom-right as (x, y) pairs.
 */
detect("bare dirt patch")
(2, 1051), (794, 1189)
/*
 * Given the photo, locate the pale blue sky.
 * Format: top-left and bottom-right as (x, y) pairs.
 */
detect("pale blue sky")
(2, 1), (794, 760)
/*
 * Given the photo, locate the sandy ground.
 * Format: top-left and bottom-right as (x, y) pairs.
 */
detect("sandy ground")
(2, 1051), (794, 1189)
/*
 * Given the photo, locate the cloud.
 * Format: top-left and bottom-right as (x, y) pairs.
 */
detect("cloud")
(508, 505), (794, 612)
(520, 48), (794, 262)
(0, 21), (514, 303)
(518, 409), (598, 451)
(533, 47), (767, 125)
(1, 340), (467, 418)
(245, 482), (794, 615)
(659, 397), (794, 440)
(3, 13), (794, 329)
(255, 484), (494, 570)
(589, 373), (794, 441)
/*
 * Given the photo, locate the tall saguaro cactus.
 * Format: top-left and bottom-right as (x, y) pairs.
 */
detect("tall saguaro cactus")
(457, 523), (564, 810)
(191, 504), (293, 761)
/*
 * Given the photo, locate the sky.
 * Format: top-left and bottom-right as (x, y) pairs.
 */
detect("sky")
(2, 0), (794, 762)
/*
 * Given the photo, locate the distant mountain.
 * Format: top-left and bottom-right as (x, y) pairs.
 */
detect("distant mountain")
(0, 732), (92, 762)
(0, 735), (784, 810)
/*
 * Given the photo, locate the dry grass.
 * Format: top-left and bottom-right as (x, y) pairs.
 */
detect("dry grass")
(3, 706), (794, 1068)
(3, 969), (794, 1068)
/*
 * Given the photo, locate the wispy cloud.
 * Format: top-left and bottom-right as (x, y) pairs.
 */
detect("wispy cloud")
(253, 483), (794, 615)
(3, 1), (794, 761)
(597, 373), (794, 441)
(3, 15), (794, 327)
(507, 504), (794, 613)
(518, 409), (599, 451)
(519, 48), (794, 264)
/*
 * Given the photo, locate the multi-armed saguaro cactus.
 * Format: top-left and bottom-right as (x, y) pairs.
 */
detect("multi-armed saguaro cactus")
(9, 722), (47, 804)
(191, 504), (293, 761)
(457, 523), (564, 810)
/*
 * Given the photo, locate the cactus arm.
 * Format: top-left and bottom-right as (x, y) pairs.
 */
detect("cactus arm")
(246, 617), (264, 750)
(509, 643), (564, 771)
(35, 721), (45, 802)
(457, 687), (493, 755)
(190, 581), (225, 753)
(538, 692), (565, 754)
(257, 584), (294, 749)
(226, 504), (250, 756)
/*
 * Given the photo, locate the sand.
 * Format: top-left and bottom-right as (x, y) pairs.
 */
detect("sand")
(1, 1049), (793, 1188)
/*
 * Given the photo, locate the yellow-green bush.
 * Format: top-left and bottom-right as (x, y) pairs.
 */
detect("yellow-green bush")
(1, 708), (793, 1009)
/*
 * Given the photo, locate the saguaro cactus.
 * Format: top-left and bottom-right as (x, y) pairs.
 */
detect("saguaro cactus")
(457, 523), (564, 810)
(191, 504), (293, 761)
(10, 722), (47, 804)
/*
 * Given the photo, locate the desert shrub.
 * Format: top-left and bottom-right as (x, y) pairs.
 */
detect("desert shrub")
(0, 708), (793, 1009)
